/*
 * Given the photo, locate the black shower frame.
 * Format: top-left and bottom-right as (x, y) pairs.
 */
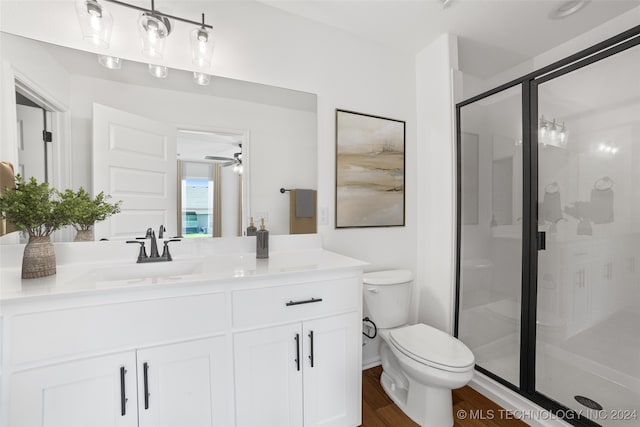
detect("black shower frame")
(454, 24), (640, 427)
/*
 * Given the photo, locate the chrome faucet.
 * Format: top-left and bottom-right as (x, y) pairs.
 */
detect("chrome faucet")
(126, 225), (180, 263)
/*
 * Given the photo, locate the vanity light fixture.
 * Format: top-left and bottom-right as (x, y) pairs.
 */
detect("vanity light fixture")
(75, 0), (113, 48)
(539, 115), (568, 147)
(193, 72), (211, 86)
(76, 0), (216, 82)
(98, 55), (122, 69)
(148, 63), (168, 78)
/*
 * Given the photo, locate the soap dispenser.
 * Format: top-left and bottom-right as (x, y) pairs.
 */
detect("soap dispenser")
(256, 218), (269, 259)
(246, 217), (257, 236)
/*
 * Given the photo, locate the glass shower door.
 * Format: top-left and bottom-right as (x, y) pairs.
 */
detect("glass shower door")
(458, 85), (523, 387)
(535, 43), (640, 425)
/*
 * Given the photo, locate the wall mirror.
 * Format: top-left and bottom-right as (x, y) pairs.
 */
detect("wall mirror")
(0, 31), (317, 242)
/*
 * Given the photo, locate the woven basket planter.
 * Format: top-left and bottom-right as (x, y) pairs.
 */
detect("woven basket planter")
(22, 236), (56, 279)
(74, 229), (94, 242)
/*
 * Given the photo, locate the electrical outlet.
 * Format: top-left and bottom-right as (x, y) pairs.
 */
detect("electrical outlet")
(318, 207), (328, 225)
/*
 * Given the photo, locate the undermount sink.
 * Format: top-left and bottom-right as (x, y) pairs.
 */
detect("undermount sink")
(91, 259), (204, 282)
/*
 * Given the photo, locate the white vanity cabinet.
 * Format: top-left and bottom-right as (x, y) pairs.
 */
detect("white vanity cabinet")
(0, 248), (365, 427)
(232, 276), (362, 427)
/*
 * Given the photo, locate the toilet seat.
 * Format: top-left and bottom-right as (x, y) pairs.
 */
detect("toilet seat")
(389, 324), (475, 373)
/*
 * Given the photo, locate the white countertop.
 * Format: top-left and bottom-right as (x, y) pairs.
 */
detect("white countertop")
(0, 248), (367, 302)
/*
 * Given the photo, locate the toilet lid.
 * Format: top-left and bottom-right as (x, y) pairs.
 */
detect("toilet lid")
(389, 324), (475, 370)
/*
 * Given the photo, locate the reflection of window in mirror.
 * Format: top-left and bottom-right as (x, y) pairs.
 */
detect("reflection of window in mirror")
(462, 132), (479, 225)
(176, 130), (243, 238)
(492, 157), (513, 226)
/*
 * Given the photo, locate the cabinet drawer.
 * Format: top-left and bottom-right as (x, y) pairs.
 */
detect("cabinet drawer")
(10, 293), (226, 365)
(232, 277), (360, 328)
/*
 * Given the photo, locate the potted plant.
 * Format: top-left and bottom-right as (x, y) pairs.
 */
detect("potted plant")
(59, 187), (121, 242)
(0, 176), (71, 279)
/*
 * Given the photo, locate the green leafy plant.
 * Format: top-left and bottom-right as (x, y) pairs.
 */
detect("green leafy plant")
(0, 175), (71, 238)
(59, 187), (121, 231)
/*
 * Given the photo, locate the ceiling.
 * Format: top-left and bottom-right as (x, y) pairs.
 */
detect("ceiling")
(259, 0), (640, 78)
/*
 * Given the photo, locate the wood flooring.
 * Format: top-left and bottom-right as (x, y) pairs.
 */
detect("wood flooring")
(361, 366), (529, 427)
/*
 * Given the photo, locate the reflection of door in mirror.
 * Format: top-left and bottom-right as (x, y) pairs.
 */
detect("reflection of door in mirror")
(93, 103), (177, 240)
(177, 130), (243, 238)
(15, 91), (53, 183)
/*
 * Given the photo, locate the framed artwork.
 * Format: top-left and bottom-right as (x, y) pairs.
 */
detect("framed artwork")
(335, 109), (405, 228)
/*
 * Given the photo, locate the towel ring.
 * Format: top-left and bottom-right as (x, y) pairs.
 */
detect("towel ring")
(545, 182), (559, 194)
(594, 176), (613, 190)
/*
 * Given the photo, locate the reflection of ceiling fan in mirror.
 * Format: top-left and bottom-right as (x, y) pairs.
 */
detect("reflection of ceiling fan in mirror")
(205, 146), (243, 173)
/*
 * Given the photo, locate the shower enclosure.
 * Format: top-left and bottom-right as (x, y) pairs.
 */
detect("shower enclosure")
(456, 26), (640, 426)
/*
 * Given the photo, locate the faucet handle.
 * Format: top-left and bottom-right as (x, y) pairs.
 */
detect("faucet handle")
(161, 239), (181, 261)
(126, 240), (148, 262)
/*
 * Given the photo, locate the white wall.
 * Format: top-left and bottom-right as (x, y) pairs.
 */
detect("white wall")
(415, 33), (459, 333)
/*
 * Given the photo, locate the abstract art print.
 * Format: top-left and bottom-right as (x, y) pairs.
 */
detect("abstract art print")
(335, 109), (405, 228)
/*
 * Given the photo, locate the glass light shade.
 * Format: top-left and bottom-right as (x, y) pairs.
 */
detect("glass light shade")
(193, 72), (211, 86)
(98, 55), (122, 69)
(148, 64), (168, 79)
(75, 0), (113, 48)
(190, 27), (215, 68)
(138, 12), (171, 58)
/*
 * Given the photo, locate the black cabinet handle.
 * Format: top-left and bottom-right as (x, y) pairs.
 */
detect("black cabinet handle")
(119, 366), (127, 416)
(286, 298), (323, 307)
(294, 333), (300, 371)
(143, 362), (150, 410)
(537, 231), (546, 251)
(308, 330), (314, 368)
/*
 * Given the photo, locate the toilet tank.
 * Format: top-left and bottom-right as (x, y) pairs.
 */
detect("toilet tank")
(363, 270), (413, 329)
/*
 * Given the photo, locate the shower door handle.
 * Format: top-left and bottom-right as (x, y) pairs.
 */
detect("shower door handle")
(537, 231), (546, 251)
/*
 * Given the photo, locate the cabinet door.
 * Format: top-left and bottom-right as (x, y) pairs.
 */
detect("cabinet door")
(234, 323), (304, 427)
(137, 336), (232, 427)
(9, 352), (137, 427)
(303, 312), (361, 427)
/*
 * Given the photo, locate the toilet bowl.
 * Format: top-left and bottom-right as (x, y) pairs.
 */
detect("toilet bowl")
(364, 270), (475, 427)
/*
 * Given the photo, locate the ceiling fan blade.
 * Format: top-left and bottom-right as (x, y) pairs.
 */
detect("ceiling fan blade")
(204, 155), (234, 161)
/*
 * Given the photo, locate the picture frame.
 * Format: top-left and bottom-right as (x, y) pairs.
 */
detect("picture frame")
(335, 109), (405, 228)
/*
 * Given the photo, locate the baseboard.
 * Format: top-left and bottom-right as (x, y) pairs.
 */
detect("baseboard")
(362, 359), (381, 371)
(469, 370), (572, 427)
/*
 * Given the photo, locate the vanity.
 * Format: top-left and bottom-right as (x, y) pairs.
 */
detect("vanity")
(0, 236), (365, 427)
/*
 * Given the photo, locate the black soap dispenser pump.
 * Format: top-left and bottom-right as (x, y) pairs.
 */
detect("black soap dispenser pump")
(256, 218), (269, 259)
(246, 216), (257, 236)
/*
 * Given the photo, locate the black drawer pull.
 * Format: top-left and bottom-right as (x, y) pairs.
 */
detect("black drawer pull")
(286, 298), (323, 307)
(295, 333), (301, 371)
(143, 362), (150, 410)
(120, 366), (127, 416)
(308, 330), (314, 368)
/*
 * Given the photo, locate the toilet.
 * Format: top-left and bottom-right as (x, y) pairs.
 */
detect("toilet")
(363, 270), (475, 427)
